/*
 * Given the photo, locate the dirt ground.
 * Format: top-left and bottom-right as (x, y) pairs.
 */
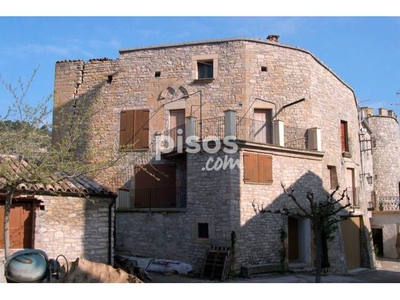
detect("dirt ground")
(146, 257), (400, 283)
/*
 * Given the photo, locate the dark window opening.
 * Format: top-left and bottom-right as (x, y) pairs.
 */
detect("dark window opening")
(155, 71), (161, 78)
(340, 120), (349, 153)
(197, 60), (213, 79)
(198, 223), (209, 238)
(261, 66), (268, 72)
(107, 75), (113, 84)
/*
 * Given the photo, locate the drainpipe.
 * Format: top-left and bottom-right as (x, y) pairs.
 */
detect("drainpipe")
(108, 198), (116, 266)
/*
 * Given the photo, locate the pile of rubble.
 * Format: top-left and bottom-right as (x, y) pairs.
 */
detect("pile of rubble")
(60, 257), (143, 283)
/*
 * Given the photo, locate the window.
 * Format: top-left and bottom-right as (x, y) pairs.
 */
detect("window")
(198, 223), (209, 239)
(243, 152), (273, 184)
(119, 109), (149, 150)
(197, 60), (213, 79)
(340, 120), (349, 153)
(154, 71), (161, 78)
(107, 75), (113, 84)
(327, 165), (338, 189)
(192, 54), (218, 81)
(134, 164), (177, 208)
(261, 66), (268, 72)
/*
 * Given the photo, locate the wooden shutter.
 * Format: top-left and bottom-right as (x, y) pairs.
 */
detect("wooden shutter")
(134, 164), (176, 208)
(341, 121), (348, 152)
(243, 152), (258, 183)
(258, 153), (273, 183)
(244, 152), (273, 184)
(119, 109), (149, 150)
(134, 110), (150, 149)
(119, 110), (134, 150)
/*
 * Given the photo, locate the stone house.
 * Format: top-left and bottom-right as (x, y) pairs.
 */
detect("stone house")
(0, 158), (117, 264)
(361, 107), (400, 259)
(52, 35), (375, 275)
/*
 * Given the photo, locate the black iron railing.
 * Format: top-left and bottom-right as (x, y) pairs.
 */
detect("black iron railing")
(117, 187), (187, 209)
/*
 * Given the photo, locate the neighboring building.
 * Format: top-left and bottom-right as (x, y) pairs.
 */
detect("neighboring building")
(362, 107), (400, 259)
(0, 157), (116, 264)
(52, 35), (375, 274)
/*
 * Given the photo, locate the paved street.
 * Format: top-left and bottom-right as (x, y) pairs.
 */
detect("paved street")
(148, 257), (400, 283)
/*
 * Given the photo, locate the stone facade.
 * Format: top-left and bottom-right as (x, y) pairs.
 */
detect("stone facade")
(34, 195), (115, 263)
(53, 37), (374, 274)
(363, 107), (400, 259)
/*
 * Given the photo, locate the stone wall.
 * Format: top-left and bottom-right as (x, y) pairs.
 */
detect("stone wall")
(371, 213), (400, 258)
(34, 195), (114, 263)
(116, 150), (240, 273)
(367, 109), (400, 198)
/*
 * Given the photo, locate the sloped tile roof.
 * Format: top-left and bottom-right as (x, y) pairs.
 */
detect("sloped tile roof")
(0, 155), (115, 197)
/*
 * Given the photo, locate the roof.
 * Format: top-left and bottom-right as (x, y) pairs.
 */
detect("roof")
(0, 155), (115, 197)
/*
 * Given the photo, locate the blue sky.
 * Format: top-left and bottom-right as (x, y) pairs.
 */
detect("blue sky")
(0, 5), (400, 122)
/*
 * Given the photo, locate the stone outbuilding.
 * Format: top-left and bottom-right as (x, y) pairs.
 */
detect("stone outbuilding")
(52, 36), (376, 275)
(0, 159), (117, 264)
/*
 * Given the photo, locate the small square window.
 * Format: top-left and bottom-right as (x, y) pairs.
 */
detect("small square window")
(261, 66), (268, 72)
(155, 71), (161, 78)
(198, 223), (209, 239)
(197, 60), (213, 79)
(107, 75), (113, 84)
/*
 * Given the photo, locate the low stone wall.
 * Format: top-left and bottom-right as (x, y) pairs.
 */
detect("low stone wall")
(34, 195), (114, 264)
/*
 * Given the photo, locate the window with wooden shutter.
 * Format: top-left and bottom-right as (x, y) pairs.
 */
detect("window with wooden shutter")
(243, 152), (273, 184)
(134, 164), (177, 208)
(119, 109), (149, 150)
(340, 120), (349, 153)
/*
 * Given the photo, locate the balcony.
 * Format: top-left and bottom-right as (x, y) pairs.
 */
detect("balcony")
(374, 196), (400, 212)
(182, 111), (321, 152)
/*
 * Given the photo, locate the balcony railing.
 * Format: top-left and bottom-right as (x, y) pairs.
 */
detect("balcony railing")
(196, 116), (225, 141)
(236, 116), (274, 144)
(376, 196), (400, 211)
(284, 126), (307, 150)
(117, 187), (187, 210)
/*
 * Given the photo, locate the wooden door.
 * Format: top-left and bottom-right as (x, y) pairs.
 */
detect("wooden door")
(170, 109), (185, 147)
(254, 109), (272, 144)
(341, 216), (361, 270)
(0, 202), (33, 249)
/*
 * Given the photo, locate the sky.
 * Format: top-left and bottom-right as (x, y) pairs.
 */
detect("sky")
(1, 1), (399, 297)
(0, 2), (399, 124)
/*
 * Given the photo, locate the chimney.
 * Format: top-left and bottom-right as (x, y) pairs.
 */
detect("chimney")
(267, 35), (280, 42)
